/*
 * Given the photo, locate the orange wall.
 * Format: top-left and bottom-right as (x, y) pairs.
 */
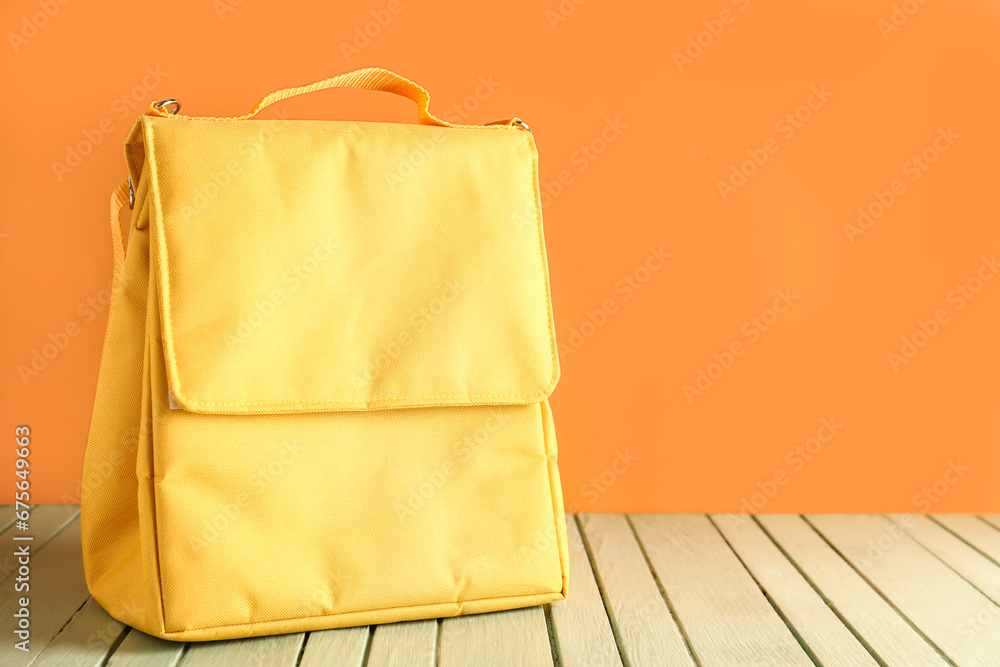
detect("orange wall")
(2, 0), (999, 512)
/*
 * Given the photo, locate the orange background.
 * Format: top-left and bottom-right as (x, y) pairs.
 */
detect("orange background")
(2, 0), (999, 512)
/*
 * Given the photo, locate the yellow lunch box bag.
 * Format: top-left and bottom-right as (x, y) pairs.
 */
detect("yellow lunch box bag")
(81, 67), (568, 641)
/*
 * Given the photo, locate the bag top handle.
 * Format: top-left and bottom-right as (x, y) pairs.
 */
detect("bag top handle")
(111, 68), (527, 273)
(146, 67), (452, 127)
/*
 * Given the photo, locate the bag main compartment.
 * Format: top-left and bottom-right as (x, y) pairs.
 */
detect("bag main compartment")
(82, 116), (568, 641)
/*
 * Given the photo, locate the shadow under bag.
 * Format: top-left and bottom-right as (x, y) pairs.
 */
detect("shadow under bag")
(82, 68), (568, 641)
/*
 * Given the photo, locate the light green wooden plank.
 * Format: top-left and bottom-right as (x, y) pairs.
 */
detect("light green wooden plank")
(893, 514), (1000, 606)
(0, 517), (91, 667)
(297, 626), (369, 667)
(106, 628), (186, 667)
(548, 516), (622, 666)
(934, 515), (1000, 564)
(980, 515), (1000, 533)
(808, 513), (1000, 665)
(30, 597), (128, 667)
(711, 514), (878, 666)
(578, 513), (694, 667)
(0, 505), (79, 585)
(439, 607), (551, 667)
(759, 514), (949, 666)
(630, 514), (812, 666)
(368, 620), (436, 667)
(177, 633), (303, 667)
(0, 505), (16, 532)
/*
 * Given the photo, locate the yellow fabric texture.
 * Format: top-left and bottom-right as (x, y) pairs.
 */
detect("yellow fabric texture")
(81, 68), (568, 642)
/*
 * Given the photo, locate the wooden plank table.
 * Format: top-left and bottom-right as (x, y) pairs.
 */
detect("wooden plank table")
(3, 508), (1000, 665)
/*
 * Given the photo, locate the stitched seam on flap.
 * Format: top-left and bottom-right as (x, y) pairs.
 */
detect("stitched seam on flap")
(142, 119), (187, 418)
(528, 131), (562, 397)
(166, 395), (542, 408)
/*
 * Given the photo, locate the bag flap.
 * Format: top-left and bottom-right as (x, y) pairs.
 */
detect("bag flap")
(140, 116), (558, 414)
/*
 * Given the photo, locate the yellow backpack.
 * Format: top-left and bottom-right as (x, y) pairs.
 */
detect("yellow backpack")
(82, 68), (568, 641)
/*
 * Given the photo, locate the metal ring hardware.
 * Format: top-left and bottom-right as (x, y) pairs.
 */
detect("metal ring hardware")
(485, 118), (532, 133)
(154, 99), (182, 115)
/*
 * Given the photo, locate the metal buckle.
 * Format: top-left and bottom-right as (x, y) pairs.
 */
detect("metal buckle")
(153, 99), (182, 115)
(128, 176), (135, 210)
